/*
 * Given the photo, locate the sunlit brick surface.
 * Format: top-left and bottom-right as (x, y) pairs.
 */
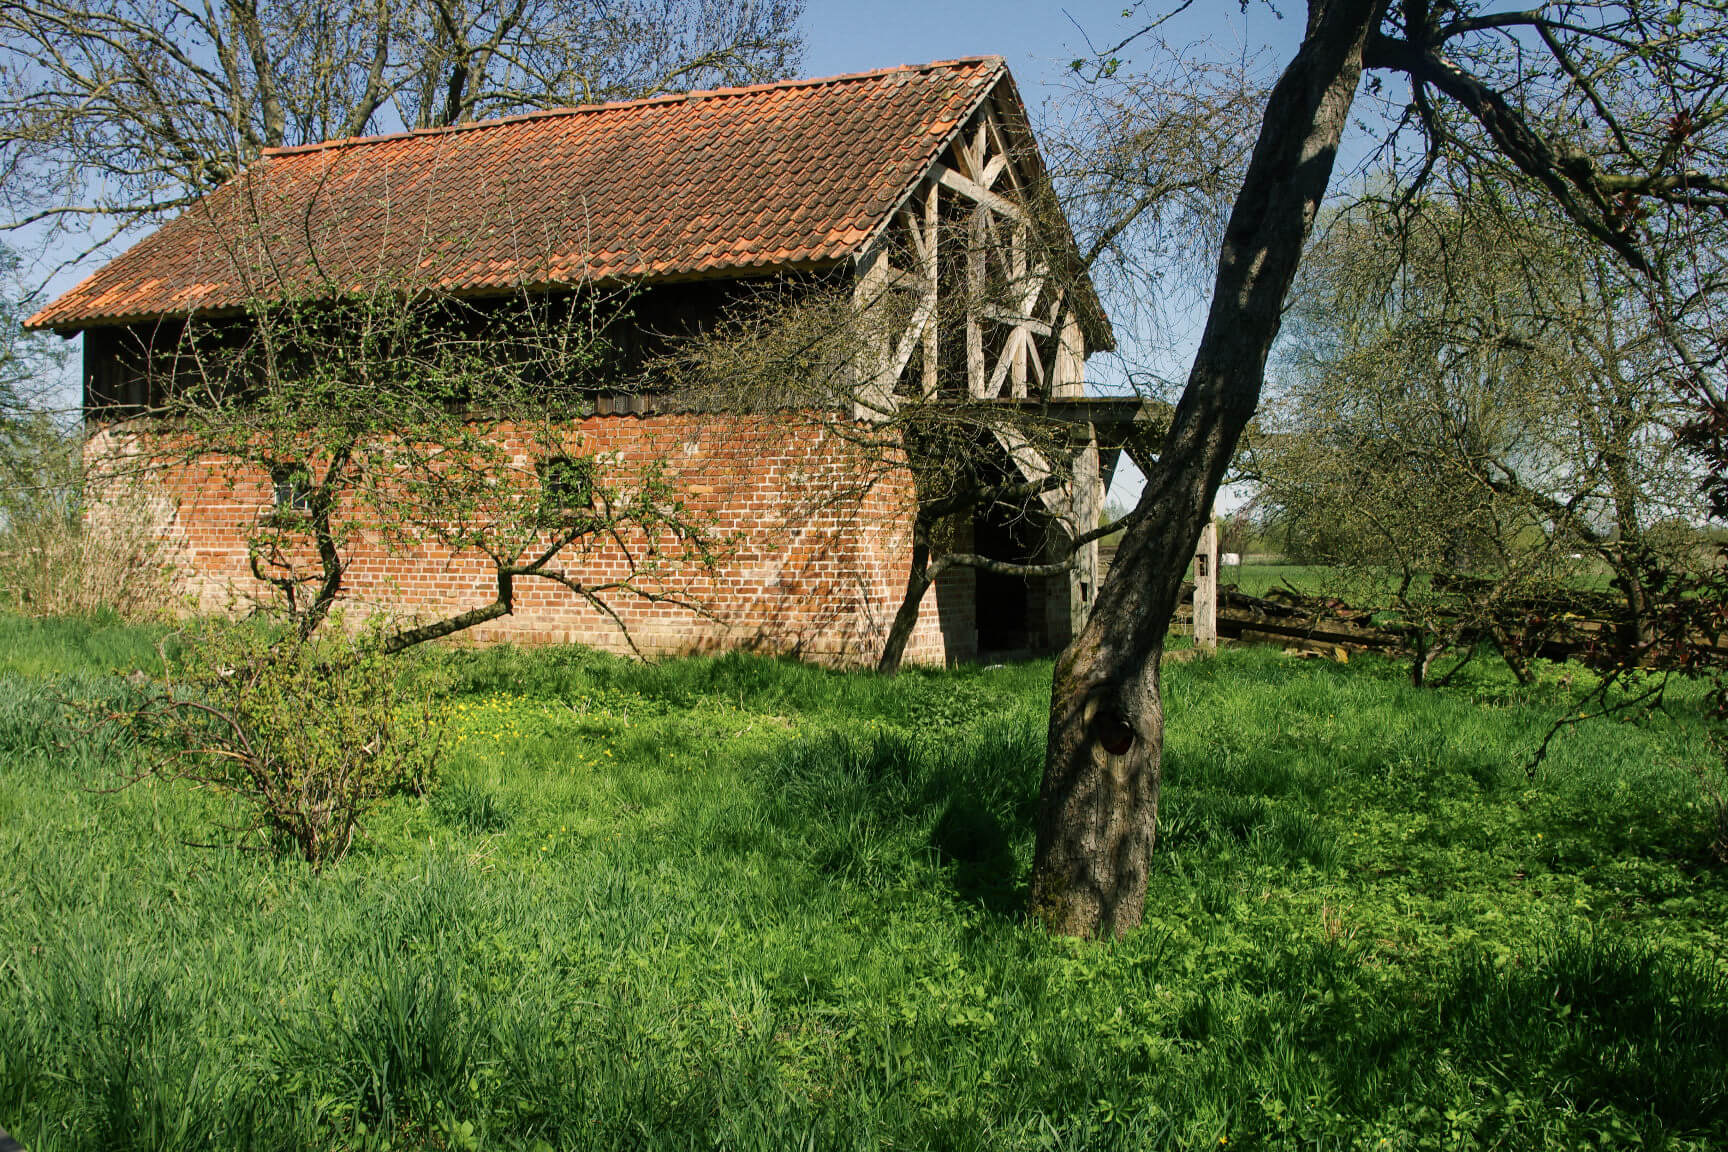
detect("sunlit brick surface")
(93, 414), (975, 667)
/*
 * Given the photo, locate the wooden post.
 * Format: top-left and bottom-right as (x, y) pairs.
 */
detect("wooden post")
(966, 207), (985, 396)
(1068, 434), (1101, 637)
(1193, 518), (1218, 651)
(850, 247), (891, 420)
(921, 182), (939, 396)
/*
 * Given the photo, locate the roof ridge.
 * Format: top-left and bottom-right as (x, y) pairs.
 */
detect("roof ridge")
(261, 56), (1006, 159)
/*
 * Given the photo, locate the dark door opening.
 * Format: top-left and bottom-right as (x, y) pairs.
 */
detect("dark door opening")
(973, 503), (1043, 657)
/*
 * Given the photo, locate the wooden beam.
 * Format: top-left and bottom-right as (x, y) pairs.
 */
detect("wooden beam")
(878, 264), (928, 292)
(985, 324), (1031, 398)
(933, 163), (1028, 224)
(1048, 289), (1085, 397)
(1193, 520), (1219, 650)
(982, 107), (1023, 195)
(897, 207), (928, 267)
(884, 291), (937, 390)
(981, 306), (1051, 336)
(922, 182), (939, 396)
(922, 183), (940, 284)
(1007, 227), (1029, 399)
(950, 129), (983, 183)
(992, 425), (1067, 518)
(967, 207), (986, 398)
(1011, 261), (1051, 334)
(974, 262), (1054, 334)
(851, 247), (895, 420)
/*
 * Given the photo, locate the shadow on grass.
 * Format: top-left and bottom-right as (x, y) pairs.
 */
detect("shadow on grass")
(760, 722), (1042, 915)
(1163, 930), (1728, 1144)
(1435, 932), (1728, 1129)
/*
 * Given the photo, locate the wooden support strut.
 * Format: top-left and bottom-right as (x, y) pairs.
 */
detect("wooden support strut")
(921, 181), (939, 396)
(966, 205), (985, 397)
(982, 106), (1021, 194)
(934, 163), (1028, 224)
(1193, 520), (1219, 650)
(982, 259), (1053, 398)
(855, 180), (944, 407)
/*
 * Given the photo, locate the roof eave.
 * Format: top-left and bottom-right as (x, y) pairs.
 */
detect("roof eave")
(26, 256), (853, 334)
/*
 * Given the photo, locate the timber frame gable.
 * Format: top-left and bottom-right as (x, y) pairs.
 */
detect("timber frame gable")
(847, 66), (1110, 418)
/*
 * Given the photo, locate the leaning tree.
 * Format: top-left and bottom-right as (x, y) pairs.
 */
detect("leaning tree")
(654, 50), (1269, 678)
(1030, 0), (1728, 937)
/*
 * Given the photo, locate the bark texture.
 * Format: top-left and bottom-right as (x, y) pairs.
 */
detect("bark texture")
(1028, 0), (1385, 938)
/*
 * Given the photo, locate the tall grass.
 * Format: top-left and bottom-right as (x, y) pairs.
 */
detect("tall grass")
(0, 620), (1723, 1149)
(0, 494), (177, 622)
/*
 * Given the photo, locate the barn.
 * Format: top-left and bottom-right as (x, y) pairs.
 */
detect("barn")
(29, 57), (1137, 666)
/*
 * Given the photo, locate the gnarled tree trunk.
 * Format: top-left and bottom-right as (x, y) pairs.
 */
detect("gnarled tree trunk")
(1028, 0), (1385, 938)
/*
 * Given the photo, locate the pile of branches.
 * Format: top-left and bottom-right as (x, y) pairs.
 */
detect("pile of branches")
(1205, 580), (1728, 675)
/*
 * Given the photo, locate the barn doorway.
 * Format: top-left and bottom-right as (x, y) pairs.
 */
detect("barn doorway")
(973, 500), (1052, 659)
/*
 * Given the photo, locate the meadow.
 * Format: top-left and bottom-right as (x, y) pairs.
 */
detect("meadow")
(0, 614), (1724, 1150)
(1221, 561), (1335, 600)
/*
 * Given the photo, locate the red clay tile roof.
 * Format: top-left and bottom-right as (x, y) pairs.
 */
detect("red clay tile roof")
(29, 58), (1008, 331)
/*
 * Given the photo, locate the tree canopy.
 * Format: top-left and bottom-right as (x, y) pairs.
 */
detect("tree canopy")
(0, 0), (803, 261)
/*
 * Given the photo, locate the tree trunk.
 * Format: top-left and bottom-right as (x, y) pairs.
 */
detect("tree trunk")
(1411, 633), (1444, 688)
(1028, 0), (1383, 938)
(878, 518), (936, 675)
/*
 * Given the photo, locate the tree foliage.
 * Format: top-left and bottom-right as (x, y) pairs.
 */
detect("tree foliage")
(98, 283), (721, 650)
(654, 275), (1128, 676)
(0, 0), (803, 257)
(1259, 193), (1705, 679)
(92, 621), (445, 867)
(1031, 0), (1728, 938)
(1042, 37), (1268, 375)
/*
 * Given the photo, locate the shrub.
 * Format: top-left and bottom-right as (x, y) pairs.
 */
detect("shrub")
(95, 621), (444, 868)
(0, 490), (176, 621)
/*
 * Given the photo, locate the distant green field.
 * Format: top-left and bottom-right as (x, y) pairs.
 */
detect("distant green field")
(1221, 561), (1340, 599)
(1221, 561), (1626, 601)
(1, 614), (1725, 1150)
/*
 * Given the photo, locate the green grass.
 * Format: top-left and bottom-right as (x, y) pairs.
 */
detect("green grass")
(1223, 562), (1340, 599)
(1, 615), (1725, 1149)
(1223, 560), (1627, 601)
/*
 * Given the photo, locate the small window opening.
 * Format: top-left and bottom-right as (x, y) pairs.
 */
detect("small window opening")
(269, 463), (312, 512)
(539, 456), (596, 514)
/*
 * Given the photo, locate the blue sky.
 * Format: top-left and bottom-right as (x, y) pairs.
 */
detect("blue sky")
(801, 0), (1303, 106)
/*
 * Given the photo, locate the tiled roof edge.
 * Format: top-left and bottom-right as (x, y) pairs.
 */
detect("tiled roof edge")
(33, 258), (848, 332)
(260, 57), (1006, 159)
(846, 61), (1010, 264)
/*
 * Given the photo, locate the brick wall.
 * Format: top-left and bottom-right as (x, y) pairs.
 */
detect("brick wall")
(89, 412), (975, 667)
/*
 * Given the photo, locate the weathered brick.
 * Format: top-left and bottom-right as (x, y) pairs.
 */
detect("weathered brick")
(90, 413), (972, 667)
